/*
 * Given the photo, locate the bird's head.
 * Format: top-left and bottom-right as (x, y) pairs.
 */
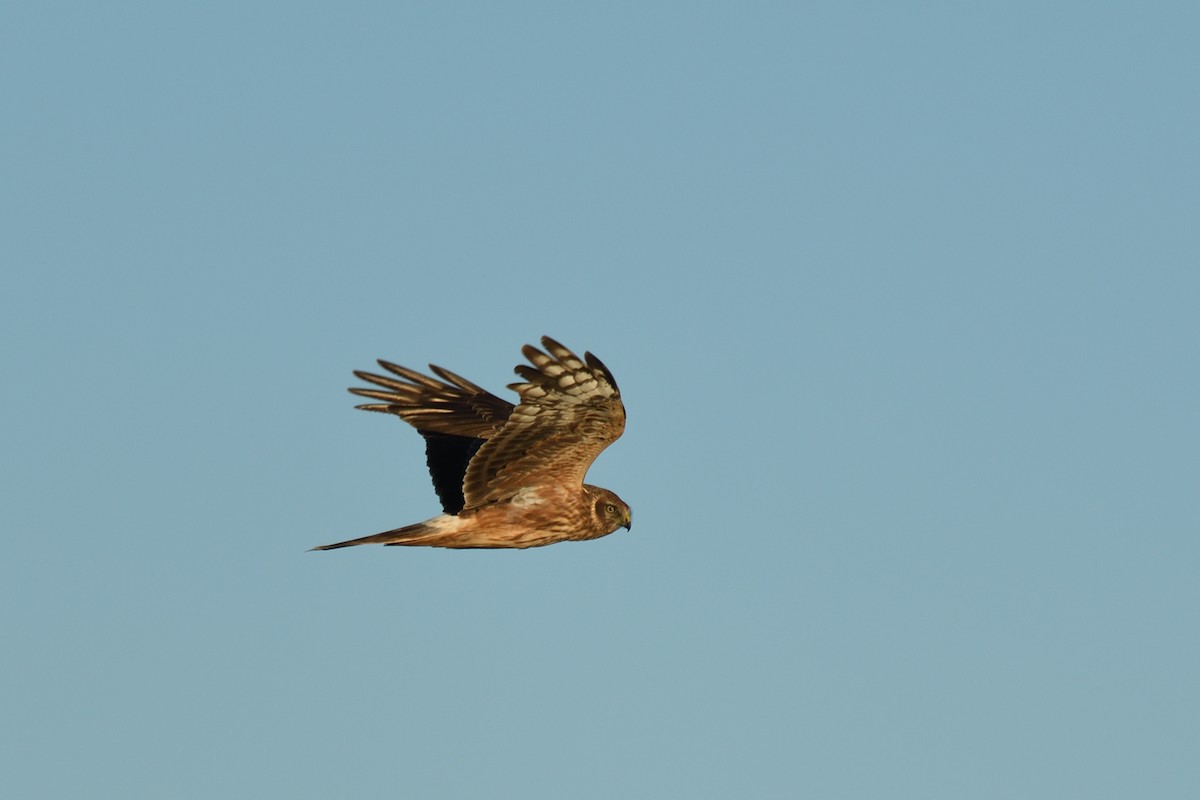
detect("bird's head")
(587, 486), (632, 535)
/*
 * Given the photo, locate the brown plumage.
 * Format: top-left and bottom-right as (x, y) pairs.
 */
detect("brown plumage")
(312, 336), (631, 550)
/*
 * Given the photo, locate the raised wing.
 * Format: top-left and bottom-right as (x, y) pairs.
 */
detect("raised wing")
(461, 337), (625, 508)
(350, 360), (513, 438)
(349, 360), (514, 514)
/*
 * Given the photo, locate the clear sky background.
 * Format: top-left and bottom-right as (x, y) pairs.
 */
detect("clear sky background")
(3, 3), (1197, 798)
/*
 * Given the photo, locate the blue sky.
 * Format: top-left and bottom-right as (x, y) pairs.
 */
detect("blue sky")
(4, 2), (1198, 797)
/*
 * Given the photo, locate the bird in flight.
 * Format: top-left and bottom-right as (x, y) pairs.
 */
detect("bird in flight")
(312, 337), (631, 550)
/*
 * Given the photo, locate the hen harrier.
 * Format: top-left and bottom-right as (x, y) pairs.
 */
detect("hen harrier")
(312, 337), (631, 550)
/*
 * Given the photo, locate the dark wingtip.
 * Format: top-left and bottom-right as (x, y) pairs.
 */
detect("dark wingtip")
(585, 350), (620, 393)
(519, 341), (546, 367)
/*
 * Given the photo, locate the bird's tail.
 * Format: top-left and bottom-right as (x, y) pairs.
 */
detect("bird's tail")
(310, 521), (443, 551)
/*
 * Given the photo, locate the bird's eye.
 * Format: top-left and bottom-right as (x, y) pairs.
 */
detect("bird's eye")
(605, 504), (616, 514)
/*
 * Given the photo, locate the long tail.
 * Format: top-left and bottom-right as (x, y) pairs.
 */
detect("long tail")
(310, 521), (441, 551)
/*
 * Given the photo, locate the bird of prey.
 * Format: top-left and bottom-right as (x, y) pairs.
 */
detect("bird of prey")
(312, 337), (631, 550)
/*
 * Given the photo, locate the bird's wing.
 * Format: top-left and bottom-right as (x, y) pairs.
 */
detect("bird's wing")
(461, 336), (625, 508)
(350, 360), (513, 438)
(349, 360), (514, 513)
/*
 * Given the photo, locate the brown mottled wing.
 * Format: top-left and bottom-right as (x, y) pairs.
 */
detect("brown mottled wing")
(461, 337), (625, 508)
(349, 360), (515, 514)
(350, 360), (513, 438)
